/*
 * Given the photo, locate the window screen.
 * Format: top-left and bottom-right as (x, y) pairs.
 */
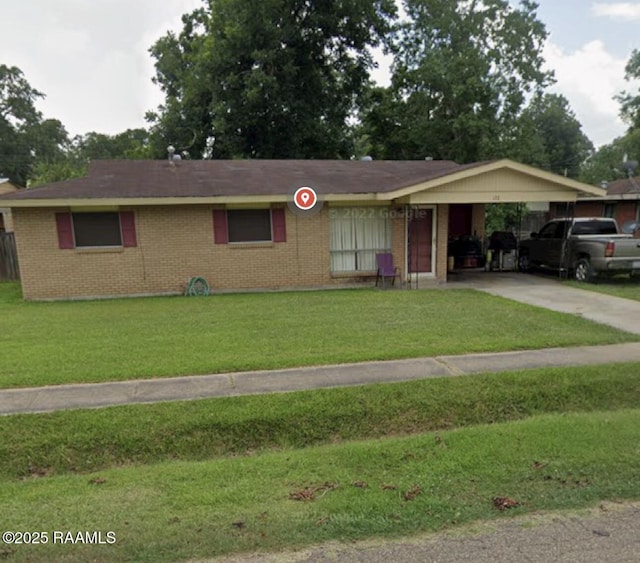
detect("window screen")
(72, 212), (122, 247)
(227, 209), (272, 242)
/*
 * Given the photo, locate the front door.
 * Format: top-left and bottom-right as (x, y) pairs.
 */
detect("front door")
(408, 209), (433, 273)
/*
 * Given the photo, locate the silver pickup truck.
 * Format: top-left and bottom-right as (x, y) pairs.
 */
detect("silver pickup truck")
(518, 217), (640, 282)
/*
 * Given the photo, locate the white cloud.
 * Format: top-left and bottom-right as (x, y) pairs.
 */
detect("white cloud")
(591, 2), (640, 20)
(0, 0), (202, 136)
(543, 39), (631, 147)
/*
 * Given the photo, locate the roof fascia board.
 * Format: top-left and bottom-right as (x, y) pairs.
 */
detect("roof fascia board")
(1, 193), (383, 208)
(407, 191), (579, 205)
(380, 159), (606, 200)
(578, 193), (640, 201)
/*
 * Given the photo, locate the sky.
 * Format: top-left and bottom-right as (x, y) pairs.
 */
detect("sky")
(1, 0), (639, 149)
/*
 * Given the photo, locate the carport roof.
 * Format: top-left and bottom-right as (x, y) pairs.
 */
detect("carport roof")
(0, 158), (605, 207)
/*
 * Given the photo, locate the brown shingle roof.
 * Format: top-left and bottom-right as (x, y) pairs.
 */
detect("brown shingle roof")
(1, 159), (488, 201)
(606, 176), (640, 195)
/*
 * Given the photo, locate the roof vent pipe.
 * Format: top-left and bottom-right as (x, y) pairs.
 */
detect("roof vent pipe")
(167, 145), (182, 163)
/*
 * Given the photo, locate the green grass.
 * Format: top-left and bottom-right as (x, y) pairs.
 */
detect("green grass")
(566, 275), (640, 302)
(1, 282), (637, 388)
(1, 281), (637, 561)
(0, 363), (638, 480)
(2, 409), (639, 562)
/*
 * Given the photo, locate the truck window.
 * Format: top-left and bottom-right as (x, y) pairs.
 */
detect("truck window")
(554, 221), (570, 238)
(539, 221), (568, 239)
(538, 222), (559, 239)
(571, 221), (618, 235)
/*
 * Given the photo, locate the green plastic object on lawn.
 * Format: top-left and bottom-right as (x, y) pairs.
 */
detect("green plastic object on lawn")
(185, 277), (210, 296)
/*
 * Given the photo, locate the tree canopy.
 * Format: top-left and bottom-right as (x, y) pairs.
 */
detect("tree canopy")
(2, 0), (610, 190)
(580, 49), (640, 185)
(0, 65), (46, 185)
(511, 93), (593, 178)
(147, 0), (396, 159)
(29, 128), (152, 187)
(359, 0), (553, 163)
(616, 49), (640, 131)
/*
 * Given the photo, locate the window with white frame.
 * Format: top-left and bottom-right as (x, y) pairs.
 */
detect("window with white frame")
(329, 207), (391, 272)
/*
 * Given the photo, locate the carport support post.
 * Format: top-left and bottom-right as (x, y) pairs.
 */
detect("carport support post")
(405, 204), (412, 289)
(559, 201), (575, 280)
(406, 205), (420, 290)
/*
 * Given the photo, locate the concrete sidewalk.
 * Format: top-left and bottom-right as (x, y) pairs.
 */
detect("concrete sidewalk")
(2, 341), (640, 415)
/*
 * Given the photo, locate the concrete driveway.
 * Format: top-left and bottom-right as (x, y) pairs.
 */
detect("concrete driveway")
(449, 272), (640, 335)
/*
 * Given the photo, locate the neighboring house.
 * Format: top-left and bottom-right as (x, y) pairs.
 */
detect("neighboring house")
(551, 176), (640, 232)
(0, 178), (19, 233)
(0, 158), (604, 300)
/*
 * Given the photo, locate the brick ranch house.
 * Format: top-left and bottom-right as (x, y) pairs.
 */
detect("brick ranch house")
(551, 175), (640, 231)
(0, 158), (605, 300)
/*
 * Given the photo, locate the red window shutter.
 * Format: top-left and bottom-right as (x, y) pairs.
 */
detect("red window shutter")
(120, 211), (137, 247)
(271, 208), (286, 243)
(55, 212), (74, 249)
(213, 209), (228, 244)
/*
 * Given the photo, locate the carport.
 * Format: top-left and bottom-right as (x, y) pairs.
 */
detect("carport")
(381, 160), (607, 284)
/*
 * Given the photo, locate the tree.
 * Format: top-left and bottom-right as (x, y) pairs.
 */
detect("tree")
(579, 128), (640, 185)
(616, 49), (640, 131)
(0, 65), (44, 185)
(510, 93), (593, 178)
(579, 50), (640, 185)
(147, 0), (396, 159)
(75, 129), (152, 160)
(30, 128), (152, 186)
(366, 0), (552, 163)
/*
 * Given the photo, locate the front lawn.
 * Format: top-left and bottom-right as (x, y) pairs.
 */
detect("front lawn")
(1, 282), (637, 388)
(566, 276), (640, 302)
(2, 408), (638, 562)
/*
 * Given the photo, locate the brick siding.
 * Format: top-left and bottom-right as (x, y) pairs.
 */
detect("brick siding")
(14, 204), (448, 300)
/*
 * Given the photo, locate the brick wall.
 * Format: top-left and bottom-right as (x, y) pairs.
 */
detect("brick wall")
(615, 202), (639, 227)
(566, 200), (639, 229)
(15, 204), (422, 300)
(573, 201), (604, 217)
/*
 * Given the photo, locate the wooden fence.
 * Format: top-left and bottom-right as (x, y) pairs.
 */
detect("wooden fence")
(0, 233), (20, 281)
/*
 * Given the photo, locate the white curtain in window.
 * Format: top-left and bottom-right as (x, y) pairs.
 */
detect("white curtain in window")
(355, 210), (389, 270)
(330, 209), (356, 271)
(330, 208), (391, 272)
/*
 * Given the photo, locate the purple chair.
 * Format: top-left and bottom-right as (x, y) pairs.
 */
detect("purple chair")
(375, 253), (401, 289)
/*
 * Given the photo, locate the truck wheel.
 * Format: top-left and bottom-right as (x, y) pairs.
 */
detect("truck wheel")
(518, 253), (531, 272)
(574, 259), (594, 283)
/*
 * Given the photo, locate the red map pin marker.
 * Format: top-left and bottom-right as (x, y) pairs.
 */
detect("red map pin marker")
(294, 187), (318, 211)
